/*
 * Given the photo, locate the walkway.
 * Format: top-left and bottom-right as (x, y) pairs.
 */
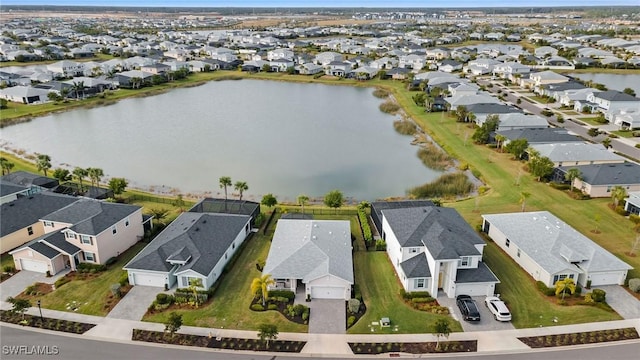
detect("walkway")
(593, 285), (640, 319)
(106, 285), (165, 320)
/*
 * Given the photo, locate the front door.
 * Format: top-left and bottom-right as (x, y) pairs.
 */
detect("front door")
(438, 271), (444, 289)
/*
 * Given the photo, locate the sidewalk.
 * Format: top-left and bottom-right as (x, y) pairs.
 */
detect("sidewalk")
(3, 302), (639, 357)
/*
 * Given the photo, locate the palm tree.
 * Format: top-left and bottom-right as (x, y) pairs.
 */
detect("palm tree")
(87, 167), (104, 188)
(234, 181), (248, 201)
(519, 191), (531, 212)
(251, 274), (275, 307)
(611, 186), (627, 208)
(0, 157), (15, 175)
(219, 176), (232, 201)
(36, 154), (52, 177)
(494, 134), (506, 152)
(602, 137), (612, 149)
(72, 81), (85, 99)
(564, 168), (582, 192)
(72, 167), (88, 192)
(60, 87), (70, 101)
(297, 194), (309, 214)
(555, 277), (576, 300)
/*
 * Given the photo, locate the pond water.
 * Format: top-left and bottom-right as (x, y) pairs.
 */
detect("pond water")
(569, 73), (640, 96)
(1, 79), (441, 202)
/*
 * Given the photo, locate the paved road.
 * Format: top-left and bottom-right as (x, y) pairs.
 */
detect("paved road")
(2, 325), (640, 360)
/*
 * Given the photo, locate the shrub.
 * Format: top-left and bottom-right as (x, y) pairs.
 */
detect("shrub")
(375, 239), (387, 251)
(591, 289), (606, 302)
(379, 101), (400, 114)
(353, 284), (362, 302)
(267, 290), (295, 301)
(293, 304), (307, 317)
(629, 215), (640, 224)
(614, 206), (628, 216)
(77, 263), (107, 273)
(2, 265), (15, 273)
(348, 298), (361, 314)
(358, 209), (373, 246)
(250, 304), (264, 311)
(411, 297), (435, 303)
(156, 293), (170, 304)
(54, 277), (71, 288)
(541, 110), (553, 117)
(536, 281), (556, 296)
(110, 284), (122, 298)
(119, 273), (129, 287)
(302, 309), (310, 321)
(583, 292), (595, 304)
(629, 278), (640, 293)
(347, 315), (356, 327)
(267, 304), (278, 310)
(105, 257), (118, 267)
(458, 162), (469, 171)
(404, 291), (431, 299)
(24, 284), (37, 296)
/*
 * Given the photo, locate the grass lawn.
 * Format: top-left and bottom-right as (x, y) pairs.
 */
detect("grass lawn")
(578, 117), (606, 126)
(528, 95), (554, 105)
(349, 251), (463, 334)
(611, 130), (635, 138)
(484, 241), (622, 328)
(1, 253), (14, 270)
(38, 241), (146, 316)
(143, 212), (307, 332)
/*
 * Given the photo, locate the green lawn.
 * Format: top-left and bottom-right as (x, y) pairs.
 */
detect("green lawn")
(349, 251), (462, 334)
(611, 130), (635, 138)
(484, 242), (622, 328)
(38, 242), (146, 316)
(1, 253), (14, 270)
(143, 213), (307, 332)
(528, 95), (555, 105)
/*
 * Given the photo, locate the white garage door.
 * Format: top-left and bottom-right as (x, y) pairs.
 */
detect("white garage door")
(456, 283), (491, 297)
(20, 259), (48, 273)
(132, 272), (165, 287)
(311, 286), (345, 299)
(589, 272), (623, 286)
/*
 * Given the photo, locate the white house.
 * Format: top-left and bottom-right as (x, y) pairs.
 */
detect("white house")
(262, 219), (353, 300)
(482, 211), (632, 287)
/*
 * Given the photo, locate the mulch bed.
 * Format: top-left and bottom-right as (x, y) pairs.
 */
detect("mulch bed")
(132, 329), (306, 352)
(348, 340), (477, 354)
(0, 310), (95, 334)
(346, 299), (367, 329)
(1, 271), (18, 283)
(518, 327), (639, 348)
(249, 298), (308, 325)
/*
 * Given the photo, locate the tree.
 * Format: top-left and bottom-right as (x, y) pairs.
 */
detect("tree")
(257, 323), (278, 347)
(434, 318), (451, 350)
(219, 176), (232, 201)
(234, 181), (249, 201)
(6, 297), (31, 320)
(555, 277), (576, 300)
(0, 157), (15, 175)
(494, 134), (506, 152)
(297, 194), (309, 214)
(261, 193), (277, 209)
(528, 150), (554, 181)
(471, 115), (499, 144)
(504, 138), (529, 160)
(587, 127), (600, 138)
(564, 168), (582, 192)
(324, 189), (344, 214)
(164, 312), (183, 338)
(47, 92), (63, 103)
(261, 63), (271, 73)
(519, 191), (531, 212)
(188, 278), (204, 308)
(36, 154), (52, 177)
(0, 98), (8, 109)
(454, 105), (469, 122)
(251, 274), (275, 307)
(602, 137), (612, 149)
(87, 167), (104, 188)
(623, 87), (636, 97)
(72, 167), (88, 192)
(52, 168), (71, 183)
(108, 177), (128, 197)
(149, 208), (169, 225)
(611, 185), (627, 208)
(72, 80), (85, 99)
(130, 77), (142, 89)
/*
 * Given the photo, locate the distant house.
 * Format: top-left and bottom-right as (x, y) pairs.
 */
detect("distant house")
(587, 90), (640, 113)
(372, 201), (499, 298)
(46, 60), (84, 77)
(140, 63), (170, 75)
(438, 59), (463, 73)
(466, 103), (520, 126)
(296, 63), (323, 75)
(0, 180), (29, 205)
(0, 86), (52, 104)
(495, 113), (548, 131)
(1, 171), (58, 194)
(528, 142), (625, 167)
(554, 163), (640, 198)
(482, 211), (632, 287)
(262, 219), (353, 300)
(624, 191), (640, 215)
(314, 51), (342, 66)
(497, 128), (581, 147)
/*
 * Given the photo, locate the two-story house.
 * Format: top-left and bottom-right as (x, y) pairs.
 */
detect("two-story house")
(371, 201), (499, 298)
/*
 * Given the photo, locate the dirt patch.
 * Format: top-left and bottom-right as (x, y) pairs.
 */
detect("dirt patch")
(349, 340), (477, 354)
(518, 328), (639, 348)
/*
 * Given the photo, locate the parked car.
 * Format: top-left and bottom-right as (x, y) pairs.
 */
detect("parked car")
(456, 295), (480, 322)
(485, 296), (512, 322)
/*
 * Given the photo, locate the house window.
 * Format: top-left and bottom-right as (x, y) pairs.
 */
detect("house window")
(505, 239), (510, 248)
(458, 256), (471, 267)
(410, 248), (418, 253)
(225, 253), (228, 260)
(66, 232), (77, 239)
(44, 221), (53, 227)
(112, 226), (117, 235)
(181, 276), (200, 288)
(27, 226), (33, 236)
(81, 235), (92, 245)
(414, 278), (425, 288)
(517, 249), (521, 257)
(552, 274), (568, 284)
(232, 243), (235, 250)
(84, 252), (95, 262)
(125, 217), (130, 227)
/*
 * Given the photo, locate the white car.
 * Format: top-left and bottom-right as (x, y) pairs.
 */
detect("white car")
(485, 296), (512, 322)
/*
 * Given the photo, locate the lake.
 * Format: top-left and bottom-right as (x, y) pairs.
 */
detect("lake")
(569, 73), (640, 96)
(0, 79), (441, 202)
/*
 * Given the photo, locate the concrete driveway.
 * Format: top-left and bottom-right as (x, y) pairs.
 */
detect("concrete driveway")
(0, 270), (67, 302)
(106, 285), (163, 320)
(438, 295), (515, 332)
(593, 285), (640, 319)
(307, 299), (345, 334)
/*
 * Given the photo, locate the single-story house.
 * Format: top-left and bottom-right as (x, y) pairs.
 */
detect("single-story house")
(482, 211), (632, 287)
(498, 128), (581, 146)
(554, 163), (640, 198)
(262, 219), (353, 300)
(0, 86), (52, 104)
(1, 171), (58, 194)
(0, 180), (29, 205)
(496, 113), (548, 131)
(528, 142), (626, 167)
(624, 191), (640, 215)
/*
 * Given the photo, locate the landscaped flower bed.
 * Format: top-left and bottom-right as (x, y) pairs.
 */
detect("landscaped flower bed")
(348, 340), (477, 354)
(518, 327), (639, 348)
(0, 310), (95, 334)
(132, 329), (306, 352)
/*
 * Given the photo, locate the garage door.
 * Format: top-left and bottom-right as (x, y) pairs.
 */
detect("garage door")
(311, 286), (345, 299)
(20, 259), (48, 273)
(589, 272), (622, 286)
(456, 283), (491, 297)
(132, 272), (165, 287)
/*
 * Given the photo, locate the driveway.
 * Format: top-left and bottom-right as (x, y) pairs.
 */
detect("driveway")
(438, 295), (515, 332)
(593, 285), (640, 319)
(307, 299), (345, 334)
(106, 285), (164, 320)
(0, 270), (67, 301)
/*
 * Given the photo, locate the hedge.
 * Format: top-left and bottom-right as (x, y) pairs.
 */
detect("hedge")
(358, 209), (373, 246)
(536, 281), (556, 296)
(267, 290), (295, 300)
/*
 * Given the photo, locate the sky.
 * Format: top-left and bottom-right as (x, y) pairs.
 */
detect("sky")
(2, 1), (639, 7)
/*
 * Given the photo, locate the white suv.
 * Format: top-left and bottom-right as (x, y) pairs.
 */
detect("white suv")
(485, 296), (512, 322)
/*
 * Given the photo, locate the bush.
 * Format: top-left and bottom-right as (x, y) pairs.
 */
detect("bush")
(629, 214), (640, 224)
(293, 304), (307, 317)
(77, 263), (107, 273)
(2, 265), (15, 273)
(119, 273), (129, 287)
(410, 297), (435, 303)
(24, 284), (37, 296)
(592, 289), (606, 302)
(536, 281), (556, 296)
(156, 293), (170, 305)
(105, 257), (118, 266)
(614, 206), (628, 216)
(110, 284), (122, 298)
(250, 304), (264, 311)
(358, 209), (373, 246)
(375, 239), (386, 251)
(348, 298), (361, 314)
(353, 284), (362, 302)
(267, 290), (295, 301)
(628, 278), (640, 293)
(347, 315), (356, 327)
(403, 291), (431, 299)
(54, 277), (71, 288)
(267, 304), (278, 310)
(458, 162), (469, 171)
(302, 309), (310, 321)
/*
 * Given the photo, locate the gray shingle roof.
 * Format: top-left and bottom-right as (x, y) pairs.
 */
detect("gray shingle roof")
(370, 200), (434, 233)
(400, 253), (431, 278)
(466, 103), (520, 115)
(1, 192), (77, 238)
(482, 211), (632, 274)
(498, 128), (581, 144)
(28, 241), (60, 259)
(0, 180), (28, 197)
(42, 199), (140, 236)
(262, 219), (353, 284)
(1, 171), (58, 189)
(125, 212), (250, 276)
(595, 90), (639, 102)
(456, 262), (499, 284)
(41, 231), (81, 255)
(382, 207), (484, 260)
(531, 142), (625, 164)
(559, 163), (640, 186)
